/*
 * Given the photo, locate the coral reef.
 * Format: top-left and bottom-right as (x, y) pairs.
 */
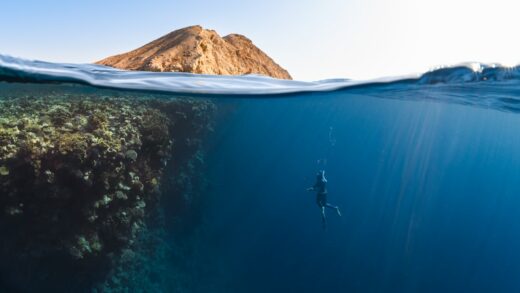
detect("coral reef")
(0, 86), (215, 291)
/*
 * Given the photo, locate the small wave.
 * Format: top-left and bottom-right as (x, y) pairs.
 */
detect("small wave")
(418, 63), (520, 84)
(1, 55), (520, 96)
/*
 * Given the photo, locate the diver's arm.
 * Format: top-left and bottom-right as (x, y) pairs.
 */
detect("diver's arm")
(308, 181), (319, 191)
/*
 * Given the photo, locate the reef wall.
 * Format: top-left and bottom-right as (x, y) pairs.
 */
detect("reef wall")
(0, 84), (215, 292)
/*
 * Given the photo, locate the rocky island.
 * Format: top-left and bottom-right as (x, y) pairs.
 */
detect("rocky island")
(97, 25), (292, 80)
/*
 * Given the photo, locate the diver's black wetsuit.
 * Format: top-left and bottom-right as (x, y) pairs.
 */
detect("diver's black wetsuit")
(308, 171), (341, 228)
(313, 174), (337, 209)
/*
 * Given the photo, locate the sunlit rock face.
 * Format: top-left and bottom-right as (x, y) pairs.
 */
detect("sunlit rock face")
(0, 88), (215, 291)
(96, 25), (292, 80)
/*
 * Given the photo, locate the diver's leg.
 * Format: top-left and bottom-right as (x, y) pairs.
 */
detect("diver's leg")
(321, 206), (327, 229)
(325, 203), (341, 216)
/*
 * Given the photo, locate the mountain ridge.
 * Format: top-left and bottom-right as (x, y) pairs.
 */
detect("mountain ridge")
(96, 25), (292, 80)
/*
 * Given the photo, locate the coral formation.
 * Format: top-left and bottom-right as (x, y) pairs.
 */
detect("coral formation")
(0, 85), (215, 291)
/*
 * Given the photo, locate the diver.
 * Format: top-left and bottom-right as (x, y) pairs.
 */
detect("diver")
(307, 170), (341, 229)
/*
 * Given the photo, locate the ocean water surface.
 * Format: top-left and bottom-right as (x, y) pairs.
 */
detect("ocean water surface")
(1, 56), (520, 292)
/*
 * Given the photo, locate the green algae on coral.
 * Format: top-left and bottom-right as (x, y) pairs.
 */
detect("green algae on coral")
(0, 165), (8, 176)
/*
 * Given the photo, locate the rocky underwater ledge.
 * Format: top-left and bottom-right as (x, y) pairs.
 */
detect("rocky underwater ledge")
(0, 83), (216, 292)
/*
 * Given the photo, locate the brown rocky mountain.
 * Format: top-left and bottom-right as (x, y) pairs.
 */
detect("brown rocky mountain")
(96, 25), (292, 80)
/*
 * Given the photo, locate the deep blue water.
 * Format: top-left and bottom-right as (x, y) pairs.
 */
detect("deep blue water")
(3, 56), (520, 292)
(199, 93), (520, 292)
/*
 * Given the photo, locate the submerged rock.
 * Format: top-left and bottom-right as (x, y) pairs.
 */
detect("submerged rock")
(0, 88), (215, 291)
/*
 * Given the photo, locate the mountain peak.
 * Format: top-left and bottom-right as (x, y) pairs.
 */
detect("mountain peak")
(96, 25), (292, 80)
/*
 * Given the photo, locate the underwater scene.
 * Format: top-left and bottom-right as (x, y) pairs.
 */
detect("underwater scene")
(3, 56), (520, 292)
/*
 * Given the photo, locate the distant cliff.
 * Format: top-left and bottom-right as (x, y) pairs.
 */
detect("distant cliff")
(96, 25), (292, 80)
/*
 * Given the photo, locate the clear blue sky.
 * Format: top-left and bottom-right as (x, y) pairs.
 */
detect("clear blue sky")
(2, 0), (520, 80)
